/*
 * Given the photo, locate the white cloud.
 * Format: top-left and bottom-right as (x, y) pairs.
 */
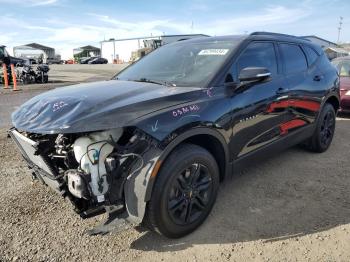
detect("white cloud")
(0, 34), (14, 44)
(0, 4), (313, 59)
(88, 13), (170, 36)
(31, 0), (57, 6)
(0, 0), (58, 6)
(88, 5), (310, 37)
(193, 5), (311, 35)
(48, 27), (102, 43)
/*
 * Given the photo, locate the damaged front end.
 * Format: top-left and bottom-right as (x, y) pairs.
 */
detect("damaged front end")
(8, 79), (206, 235)
(9, 127), (160, 233)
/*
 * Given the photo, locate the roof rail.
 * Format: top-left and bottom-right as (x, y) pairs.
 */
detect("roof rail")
(250, 32), (301, 39)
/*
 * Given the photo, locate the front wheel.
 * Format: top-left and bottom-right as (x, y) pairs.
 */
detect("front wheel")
(307, 103), (336, 153)
(145, 144), (219, 238)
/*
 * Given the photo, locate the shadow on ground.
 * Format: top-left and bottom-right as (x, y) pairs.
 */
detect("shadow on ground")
(130, 120), (350, 252)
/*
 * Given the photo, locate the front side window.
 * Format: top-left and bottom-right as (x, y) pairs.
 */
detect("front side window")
(236, 42), (278, 75)
(280, 44), (308, 74)
(116, 40), (240, 87)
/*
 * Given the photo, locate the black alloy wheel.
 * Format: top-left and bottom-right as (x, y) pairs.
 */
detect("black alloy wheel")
(307, 103), (336, 153)
(145, 144), (219, 238)
(167, 163), (213, 225)
(320, 110), (335, 148)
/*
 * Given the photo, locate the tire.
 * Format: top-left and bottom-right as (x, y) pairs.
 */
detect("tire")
(306, 103), (336, 153)
(145, 144), (220, 238)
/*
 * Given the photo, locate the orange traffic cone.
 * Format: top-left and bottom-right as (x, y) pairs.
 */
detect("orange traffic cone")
(10, 64), (20, 91)
(2, 64), (9, 89)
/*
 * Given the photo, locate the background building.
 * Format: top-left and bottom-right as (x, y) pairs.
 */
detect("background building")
(73, 45), (101, 60)
(100, 34), (208, 63)
(13, 43), (55, 63)
(341, 43), (350, 52)
(324, 47), (349, 60)
(301, 35), (338, 49)
(301, 35), (350, 59)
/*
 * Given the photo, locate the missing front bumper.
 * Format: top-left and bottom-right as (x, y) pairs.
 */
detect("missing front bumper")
(8, 129), (62, 192)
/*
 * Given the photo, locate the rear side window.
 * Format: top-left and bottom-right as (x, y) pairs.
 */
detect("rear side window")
(237, 42), (277, 75)
(280, 44), (308, 74)
(303, 46), (319, 66)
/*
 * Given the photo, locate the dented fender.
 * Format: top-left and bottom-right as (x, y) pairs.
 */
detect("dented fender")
(123, 127), (230, 224)
(123, 146), (162, 223)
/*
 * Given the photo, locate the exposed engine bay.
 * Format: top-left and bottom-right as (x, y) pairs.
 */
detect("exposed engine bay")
(9, 127), (155, 221)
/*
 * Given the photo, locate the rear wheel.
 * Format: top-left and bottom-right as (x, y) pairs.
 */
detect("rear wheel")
(145, 144), (219, 238)
(306, 103), (336, 152)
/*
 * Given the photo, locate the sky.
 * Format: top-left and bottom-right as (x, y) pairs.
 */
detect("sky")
(0, 0), (349, 59)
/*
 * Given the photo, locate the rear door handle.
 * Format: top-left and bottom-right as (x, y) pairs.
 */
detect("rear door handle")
(276, 87), (286, 95)
(313, 75), (323, 81)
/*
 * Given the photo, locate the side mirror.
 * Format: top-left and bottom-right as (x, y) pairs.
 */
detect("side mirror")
(239, 67), (271, 82)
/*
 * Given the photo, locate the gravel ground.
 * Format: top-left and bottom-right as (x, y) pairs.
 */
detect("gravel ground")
(1, 65), (350, 261)
(1, 119), (350, 262)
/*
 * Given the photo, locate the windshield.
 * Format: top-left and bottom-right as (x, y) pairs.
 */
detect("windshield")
(115, 40), (239, 87)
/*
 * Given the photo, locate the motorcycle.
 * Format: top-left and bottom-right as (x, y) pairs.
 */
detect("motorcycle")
(35, 64), (49, 83)
(16, 64), (36, 84)
(16, 63), (50, 84)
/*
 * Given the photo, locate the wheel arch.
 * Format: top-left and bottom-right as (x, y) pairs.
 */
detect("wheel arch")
(182, 134), (227, 182)
(144, 127), (230, 201)
(324, 95), (340, 112)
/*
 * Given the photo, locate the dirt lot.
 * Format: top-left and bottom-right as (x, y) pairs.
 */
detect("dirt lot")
(1, 65), (350, 261)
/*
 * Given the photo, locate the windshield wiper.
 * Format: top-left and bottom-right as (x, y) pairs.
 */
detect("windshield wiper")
(130, 78), (176, 87)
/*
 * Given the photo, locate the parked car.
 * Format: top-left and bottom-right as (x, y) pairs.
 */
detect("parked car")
(47, 57), (63, 65)
(332, 56), (350, 113)
(10, 32), (339, 238)
(64, 59), (74, 64)
(88, 57), (108, 64)
(80, 57), (97, 64)
(17, 58), (37, 66)
(0, 45), (25, 65)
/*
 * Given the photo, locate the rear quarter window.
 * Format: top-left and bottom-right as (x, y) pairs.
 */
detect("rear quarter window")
(303, 45), (319, 66)
(280, 43), (308, 74)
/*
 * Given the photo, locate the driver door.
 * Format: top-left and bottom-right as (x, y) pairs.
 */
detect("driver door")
(227, 41), (290, 160)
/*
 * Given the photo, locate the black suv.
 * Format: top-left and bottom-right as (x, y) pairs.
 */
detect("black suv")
(10, 32), (339, 238)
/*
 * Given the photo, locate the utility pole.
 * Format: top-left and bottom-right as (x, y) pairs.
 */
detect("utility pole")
(337, 16), (343, 44)
(113, 40), (115, 61)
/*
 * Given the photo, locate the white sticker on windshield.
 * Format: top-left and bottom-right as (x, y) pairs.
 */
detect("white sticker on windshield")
(198, 49), (229, 56)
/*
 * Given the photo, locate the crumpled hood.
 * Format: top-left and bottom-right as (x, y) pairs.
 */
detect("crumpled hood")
(12, 80), (201, 134)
